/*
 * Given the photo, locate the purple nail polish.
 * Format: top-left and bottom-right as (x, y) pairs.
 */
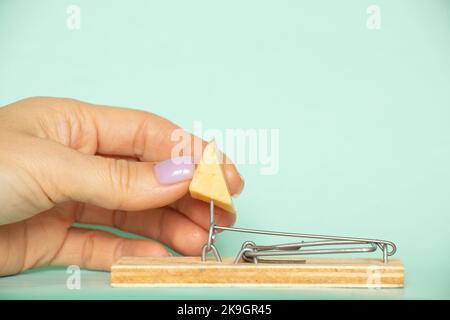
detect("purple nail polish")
(154, 156), (194, 185)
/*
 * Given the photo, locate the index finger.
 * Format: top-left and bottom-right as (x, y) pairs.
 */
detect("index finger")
(13, 97), (245, 195)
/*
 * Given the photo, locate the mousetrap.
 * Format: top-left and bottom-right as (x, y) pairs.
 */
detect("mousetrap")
(111, 142), (404, 288)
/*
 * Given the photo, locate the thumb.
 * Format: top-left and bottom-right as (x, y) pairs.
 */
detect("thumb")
(57, 150), (194, 211)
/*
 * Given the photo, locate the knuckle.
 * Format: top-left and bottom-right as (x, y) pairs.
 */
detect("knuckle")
(133, 115), (153, 159)
(112, 210), (127, 229)
(104, 158), (135, 207)
(80, 231), (96, 268)
(133, 113), (173, 159)
(113, 238), (125, 261)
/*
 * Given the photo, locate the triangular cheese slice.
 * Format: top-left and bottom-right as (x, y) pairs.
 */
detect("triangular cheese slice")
(189, 141), (236, 214)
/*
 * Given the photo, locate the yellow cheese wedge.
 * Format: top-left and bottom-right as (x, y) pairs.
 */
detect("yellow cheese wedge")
(189, 141), (236, 214)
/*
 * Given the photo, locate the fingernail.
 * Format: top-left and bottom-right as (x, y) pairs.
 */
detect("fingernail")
(154, 156), (194, 185)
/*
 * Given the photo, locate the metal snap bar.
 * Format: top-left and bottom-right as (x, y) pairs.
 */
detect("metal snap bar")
(201, 200), (397, 265)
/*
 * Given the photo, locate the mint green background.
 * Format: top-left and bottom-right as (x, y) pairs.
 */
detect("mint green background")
(0, 0), (449, 299)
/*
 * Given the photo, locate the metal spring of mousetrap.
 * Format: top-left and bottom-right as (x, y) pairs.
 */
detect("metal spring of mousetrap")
(201, 201), (397, 264)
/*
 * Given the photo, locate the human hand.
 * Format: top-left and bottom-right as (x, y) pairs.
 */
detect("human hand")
(0, 97), (244, 276)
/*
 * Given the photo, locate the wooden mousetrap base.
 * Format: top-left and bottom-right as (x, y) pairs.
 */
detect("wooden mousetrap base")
(111, 256), (404, 288)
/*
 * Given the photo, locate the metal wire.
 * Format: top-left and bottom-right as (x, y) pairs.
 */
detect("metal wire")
(201, 200), (397, 264)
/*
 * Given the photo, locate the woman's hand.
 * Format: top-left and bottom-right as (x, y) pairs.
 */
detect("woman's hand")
(0, 97), (244, 276)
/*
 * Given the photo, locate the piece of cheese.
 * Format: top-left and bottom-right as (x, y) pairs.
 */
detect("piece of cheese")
(189, 141), (236, 214)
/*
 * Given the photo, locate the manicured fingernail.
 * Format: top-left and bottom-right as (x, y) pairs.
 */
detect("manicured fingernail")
(154, 156), (194, 185)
